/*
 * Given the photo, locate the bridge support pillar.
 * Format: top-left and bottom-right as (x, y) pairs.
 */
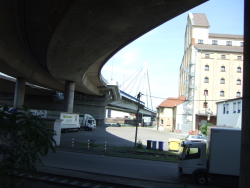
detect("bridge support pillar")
(63, 81), (75, 113)
(13, 78), (26, 108)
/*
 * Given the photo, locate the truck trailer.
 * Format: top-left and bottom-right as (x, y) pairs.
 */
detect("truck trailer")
(178, 127), (241, 185)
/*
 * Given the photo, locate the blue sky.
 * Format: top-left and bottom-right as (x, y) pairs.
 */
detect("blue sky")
(101, 0), (244, 111)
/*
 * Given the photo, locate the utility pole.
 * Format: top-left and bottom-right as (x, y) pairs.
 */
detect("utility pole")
(134, 92), (141, 149)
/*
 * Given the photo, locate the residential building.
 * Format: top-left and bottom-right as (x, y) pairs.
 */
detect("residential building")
(216, 98), (242, 128)
(179, 13), (243, 133)
(156, 96), (186, 132)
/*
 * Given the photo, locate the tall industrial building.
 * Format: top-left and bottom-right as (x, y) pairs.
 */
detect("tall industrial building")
(179, 13), (243, 132)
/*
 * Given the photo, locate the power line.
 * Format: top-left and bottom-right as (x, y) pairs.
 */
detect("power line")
(142, 94), (241, 102)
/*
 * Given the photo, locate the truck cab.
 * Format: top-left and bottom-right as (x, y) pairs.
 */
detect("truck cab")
(178, 141), (208, 184)
(79, 114), (96, 131)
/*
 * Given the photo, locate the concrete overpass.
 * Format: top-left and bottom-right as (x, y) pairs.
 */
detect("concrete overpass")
(108, 90), (156, 116)
(0, 0), (207, 112)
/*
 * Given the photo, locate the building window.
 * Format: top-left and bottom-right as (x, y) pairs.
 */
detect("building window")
(205, 65), (209, 71)
(238, 102), (241, 113)
(226, 104), (229, 114)
(223, 104), (229, 114)
(233, 102), (236, 113)
(205, 54), (210, 58)
(221, 66), (225, 72)
(221, 55), (226, 59)
(212, 40), (218, 45)
(204, 90), (208, 96)
(220, 78), (225, 84)
(237, 56), (242, 60)
(204, 77), (209, 83)
(237, 79), (241, 85)
(226, 41), (232, 46)
(161, 119), (164, 124)
(198, 39), (204, 44)
(236, 92), (241, 97)
(203, 102), (208, 108)
(241, 42), (244, 47)
(237, 67), (242, 73)
(220, 90), (225, 96)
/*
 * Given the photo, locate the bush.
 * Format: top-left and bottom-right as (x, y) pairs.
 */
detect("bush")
(200, 123), (212, 136)
(0, 105), (56, 186)
(136, 140), (143, 149)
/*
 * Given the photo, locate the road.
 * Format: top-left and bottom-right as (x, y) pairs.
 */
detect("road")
(40, 150), (190, 184)
(60, 126), (186, 151)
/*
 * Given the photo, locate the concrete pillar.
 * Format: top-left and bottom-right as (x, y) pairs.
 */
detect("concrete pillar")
(63, 81), (75, 113)
(13, 78), (25, 108)
(240, 1), (250, 187)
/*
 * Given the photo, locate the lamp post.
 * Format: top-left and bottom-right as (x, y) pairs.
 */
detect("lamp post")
(134, 92), (141, 149)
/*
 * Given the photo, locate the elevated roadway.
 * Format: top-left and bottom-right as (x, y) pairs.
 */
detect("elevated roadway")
(0, 0), (207, 97)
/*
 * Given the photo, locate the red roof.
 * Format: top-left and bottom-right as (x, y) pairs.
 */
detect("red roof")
(157, 95), (186, 108)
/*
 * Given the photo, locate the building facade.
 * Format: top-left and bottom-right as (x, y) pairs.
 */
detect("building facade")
(216, 98), (242, 128)
(179, 13), (243, 132)
(157, 96), (186, 132)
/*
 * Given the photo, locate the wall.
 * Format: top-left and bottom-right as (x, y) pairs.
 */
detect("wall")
(0, 94), (107, 126)
(217, 99), (242, 128)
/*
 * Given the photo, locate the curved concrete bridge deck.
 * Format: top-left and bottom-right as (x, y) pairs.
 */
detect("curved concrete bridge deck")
(0, 0), (207, 96)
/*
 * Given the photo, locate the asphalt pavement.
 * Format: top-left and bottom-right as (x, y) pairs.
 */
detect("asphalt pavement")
(60, 125), (187, 151)
(37, 126), (237, 188)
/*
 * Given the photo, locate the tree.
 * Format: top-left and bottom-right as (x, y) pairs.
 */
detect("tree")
(0, 105), (56, 186)
(200, 123), (213, 136)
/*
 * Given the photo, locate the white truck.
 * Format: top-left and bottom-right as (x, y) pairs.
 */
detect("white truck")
(178, 127), (241, 185)
(30, 110), (80, 133)
(79, 114), (96, 131)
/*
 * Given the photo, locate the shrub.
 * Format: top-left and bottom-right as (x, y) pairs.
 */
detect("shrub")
(200, 123), (212, 136)
(0, 105), (56, 186)
(136, 140), (143, 149)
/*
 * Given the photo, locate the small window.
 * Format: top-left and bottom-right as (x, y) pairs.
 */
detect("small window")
(226, 41), (232, 46)
(221, 55), (226, 59)
(205, 65), (209, 71)
(203, 102), (208, 108)
(237, 56), (242, 60)
(238, 102), (241, 113)
(204, 90), (208, 96)
(185, 148), (201, 160)
(241, 42), (244, 47)
(237, 79), (241, 85)
(212, 40), (218, 45)
(236, 92), (241, 97)
(223, 104), (226, 114)
(237, 67), (242, 73)
(198, 39), (204, 44)
(233, 102), (236, 113)
(204, 77), (209, 83)
(161, 119), (164, 124)
(220, 91), (224, 96)
(221, 66), (225, 72)
(220, 78), (225, 84)
(205, 54), (210, 58)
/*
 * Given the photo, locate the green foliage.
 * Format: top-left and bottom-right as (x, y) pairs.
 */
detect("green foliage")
(0, 105), (56, 186)
(200, 123), (212, 136)
(90, 139), (97, 148)
(136, 139), (143, 149)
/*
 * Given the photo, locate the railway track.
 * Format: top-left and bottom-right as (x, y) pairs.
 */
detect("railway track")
(12, 170), (144, 188)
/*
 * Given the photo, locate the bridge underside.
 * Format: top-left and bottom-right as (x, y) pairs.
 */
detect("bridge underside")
(0, 0), (207, 96)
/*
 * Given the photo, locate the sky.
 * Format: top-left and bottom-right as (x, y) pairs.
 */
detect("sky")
(101, 0), (244, 112)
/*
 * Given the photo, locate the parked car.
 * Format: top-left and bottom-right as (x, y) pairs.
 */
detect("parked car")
(185, 134), (207, 142)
